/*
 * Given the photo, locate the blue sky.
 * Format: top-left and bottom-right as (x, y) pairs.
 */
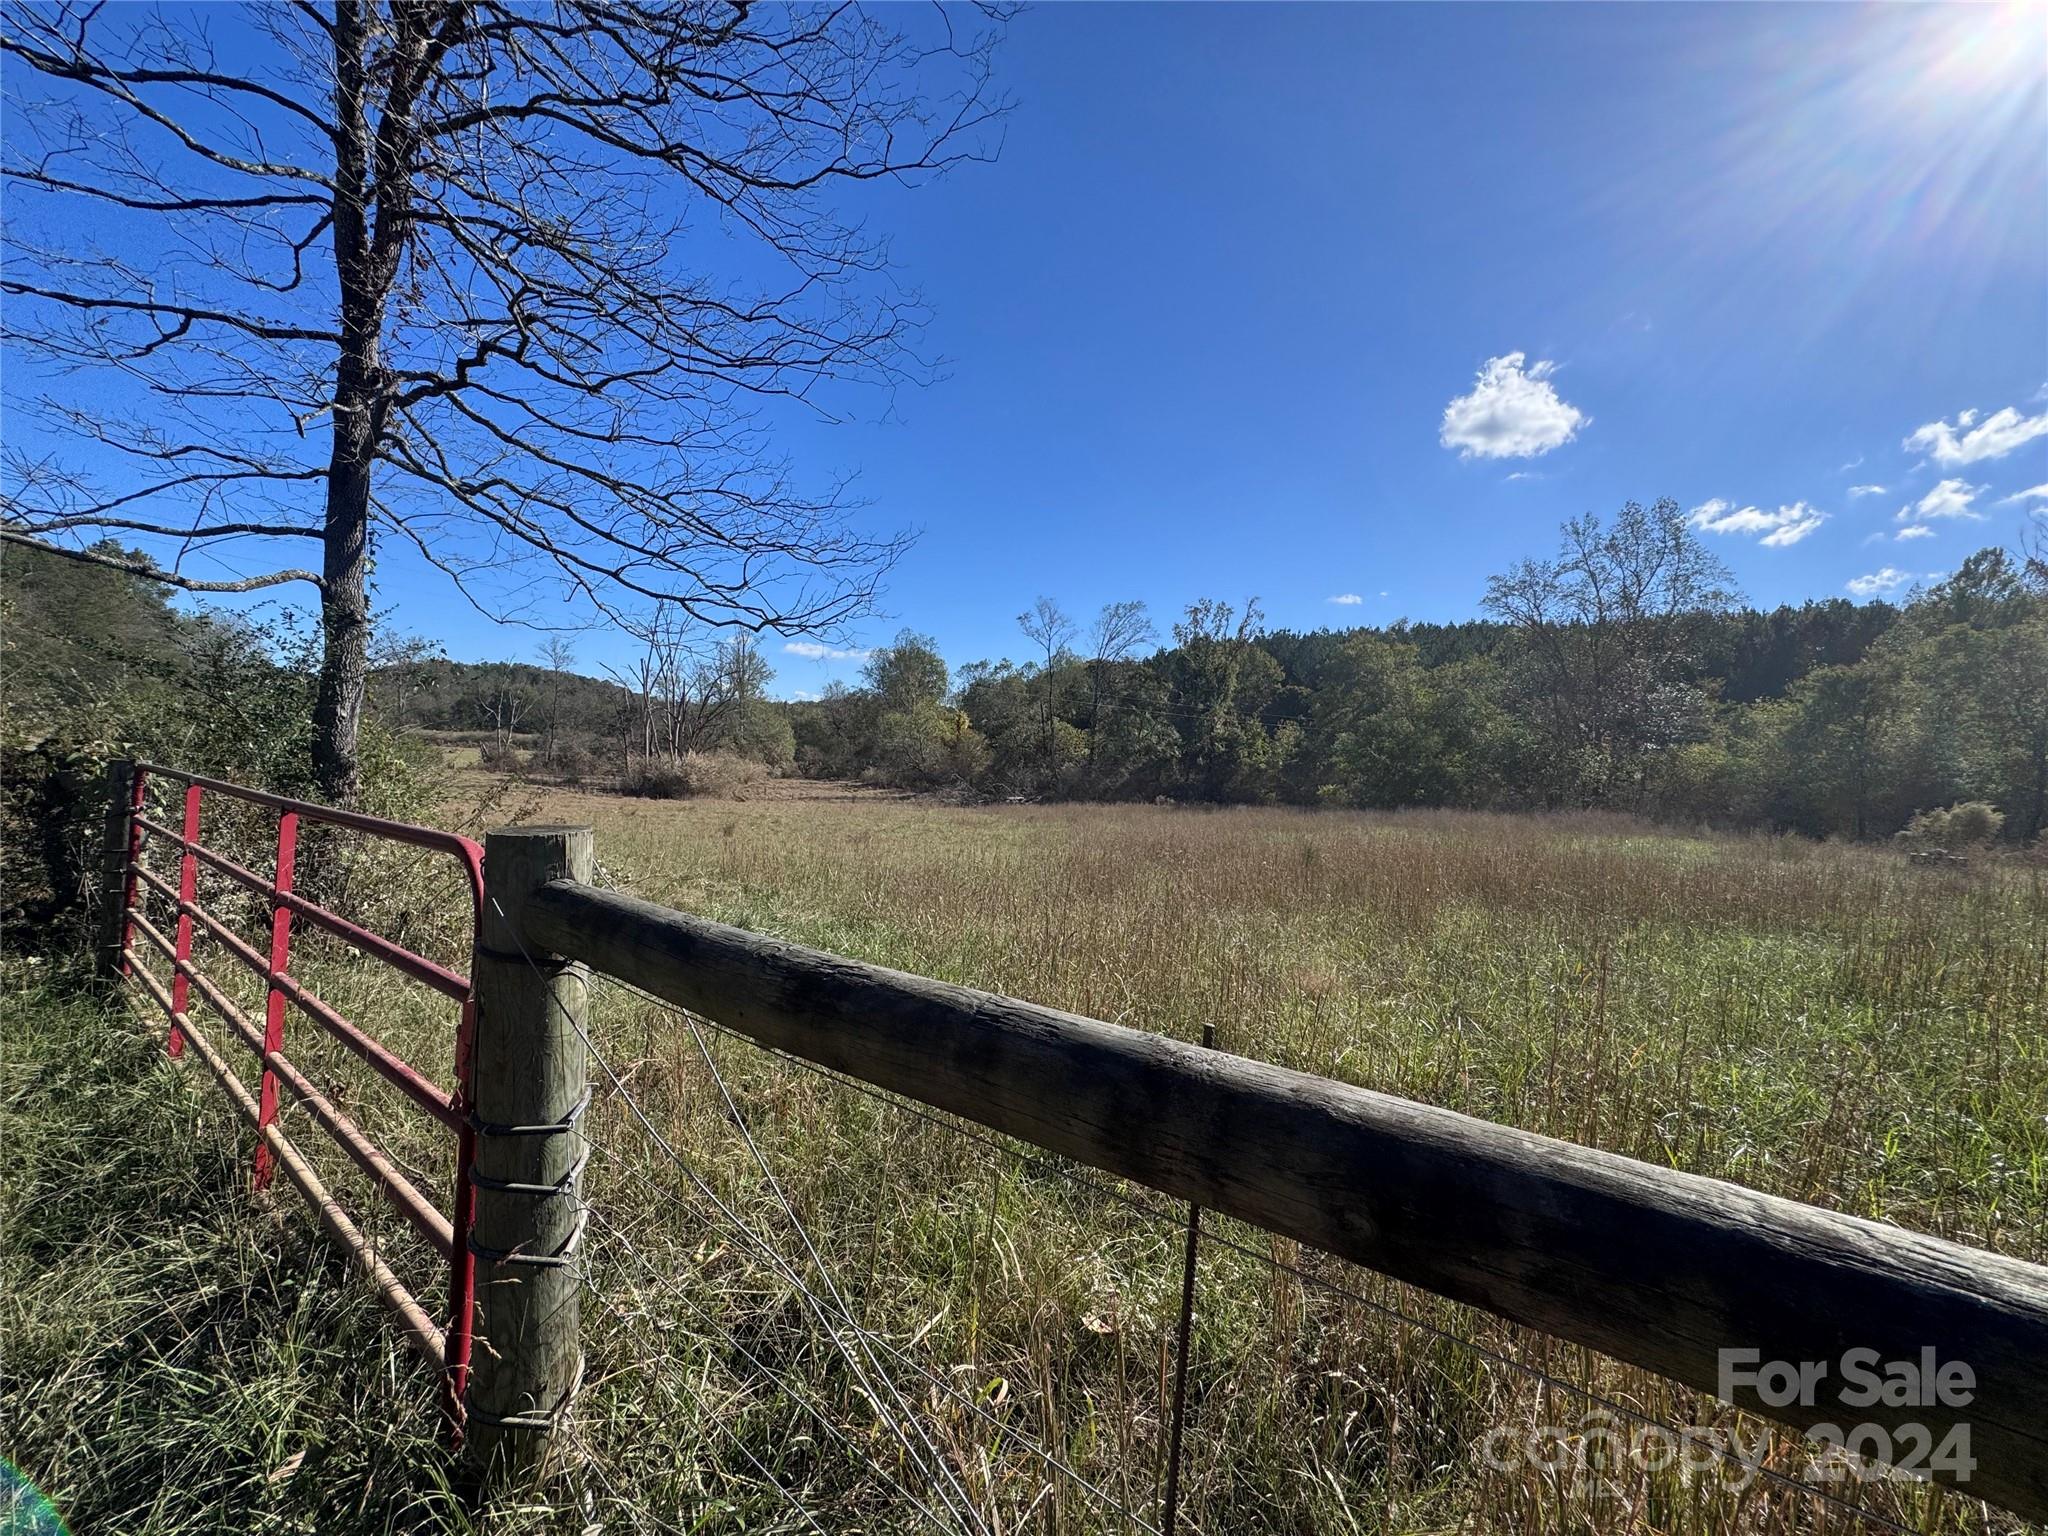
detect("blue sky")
(748, 3), (2048, 696)
(11, 3), (2047, 698)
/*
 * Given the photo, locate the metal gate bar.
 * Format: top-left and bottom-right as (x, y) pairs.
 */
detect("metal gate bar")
(111, 761), (486, 1427)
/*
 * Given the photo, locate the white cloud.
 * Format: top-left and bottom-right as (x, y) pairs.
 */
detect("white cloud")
(1840, 455), (1864, 472)
(1904, 405), (2048, 466)
(1504, 470), (1540, 482)
(1895, 524), (1935, 540)
(1998, 483), (2048, 505)
(1846, 567), (1913, 598)
(1327, 593), (1363, 605)
(1440, 352), (1587, 460)
(1679, 501), (1744, 532)
(1896, 478), (1984, 522)
(1847, 484), (1886, 498)
(1687, 498), (1826, 546)
(790, 689), (820, 702)
(783, 640), (871, 662)
(1762, 510), (1827, 547)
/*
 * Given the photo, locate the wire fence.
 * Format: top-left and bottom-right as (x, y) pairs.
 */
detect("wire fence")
(526, 951), (2014, 1536)
(105, 766), (2039, 1531)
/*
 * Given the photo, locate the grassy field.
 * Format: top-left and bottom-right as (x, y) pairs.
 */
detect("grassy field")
(7, 782), (2044, 1534)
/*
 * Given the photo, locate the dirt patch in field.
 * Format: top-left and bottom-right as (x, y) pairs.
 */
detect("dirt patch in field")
(446, 767), (920, 806)
(746, 776), (920, 802)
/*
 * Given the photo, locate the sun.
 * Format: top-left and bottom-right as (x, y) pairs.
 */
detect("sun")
(1897, 1), (2043, 108)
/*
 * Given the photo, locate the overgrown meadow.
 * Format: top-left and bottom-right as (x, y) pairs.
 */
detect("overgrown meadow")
(6, 784), (2043, 1534)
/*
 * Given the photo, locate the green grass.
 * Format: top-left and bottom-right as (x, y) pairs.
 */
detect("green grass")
(8, 786), (2045, 1534)
(0, 961), (471, 1534)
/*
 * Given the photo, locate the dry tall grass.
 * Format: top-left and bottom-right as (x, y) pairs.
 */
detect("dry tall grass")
(34, 781), (2043, 1534)
(503, 789), (2043, 1534)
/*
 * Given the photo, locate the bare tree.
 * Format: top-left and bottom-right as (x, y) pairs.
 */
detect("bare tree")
(1017, 596), (1076, 766)
(675, 632), (771, 754)
(1483, 499), (1736, 802)
(1085, 598), (1154, 775)
(2024, 510), (2048, 588)
(599, 622), (666, 769)
(603, 610), (769, 762)
(367, 629), (441, 724)
(632, 607), (691, 759)
(0, 2), (1007, 801)
(535, 635), (577, 766)
(478, 677), (526, 750)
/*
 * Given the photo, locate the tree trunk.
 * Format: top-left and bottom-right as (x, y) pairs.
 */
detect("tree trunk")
(2028, 747), (2046, 843)
(1087, 663), (1103, 780)
(311, 438), (373, 805)
(309, 1), (380, 808)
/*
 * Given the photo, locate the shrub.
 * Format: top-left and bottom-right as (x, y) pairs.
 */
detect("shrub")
(478, 738), (525, 772)
(1898, 801), (2004, 848)
(0, 573), (437, 958)
(1898, 808), (1951, 847)
(621, 752), (766, 800)
(552, 741), (599, 786)
(870, 702), (990, 789)
(1943, 801), (2004, 845)
(727, 701), (797, 774)
(620, 757), (690, 798)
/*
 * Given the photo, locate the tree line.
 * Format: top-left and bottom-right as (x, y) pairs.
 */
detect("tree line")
(17, 499), (2041, 852)
(362, 498), (2047, 843)
(787, 501), (2048, 842)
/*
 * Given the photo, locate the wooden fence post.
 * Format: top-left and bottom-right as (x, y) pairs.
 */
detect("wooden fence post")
(464, 825), (594, 1478)
(96, 758), (138, 983)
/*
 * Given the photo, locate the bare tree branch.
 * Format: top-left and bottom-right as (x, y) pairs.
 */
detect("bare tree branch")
(0, 527), (323, 592)
(1, 0), (1009, 798)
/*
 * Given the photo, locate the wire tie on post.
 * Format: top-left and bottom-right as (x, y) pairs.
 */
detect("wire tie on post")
(468, 1205), (589, 1269)
(468, 1145), (590, 1196)
(466, 1084), (590, 1137)
(462, 1351), (586, 1430)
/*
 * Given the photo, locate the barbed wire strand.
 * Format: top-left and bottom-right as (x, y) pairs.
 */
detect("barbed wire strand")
(577, 1280), (836, 1536)
(672, 1000), (996, 1536)
(560, 1405), (693, 1536)
(580, 1083), (975, 1533)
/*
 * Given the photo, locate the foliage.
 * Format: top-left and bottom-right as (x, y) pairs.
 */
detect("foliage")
(619, 752), (767, 801)
(759, 512), (2043, 844)
(373, 658), (633, 740)
(1483, 499), (1736, 805)
(0, 541), (436, 953)
(871, 702), (992, 789)
(1900, 802), (2006, 848)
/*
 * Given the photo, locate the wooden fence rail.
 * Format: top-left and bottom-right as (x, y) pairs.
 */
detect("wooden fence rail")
(523, 877), (2048, 1521)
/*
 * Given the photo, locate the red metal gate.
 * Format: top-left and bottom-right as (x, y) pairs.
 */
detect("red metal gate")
(111, 761), (485, 1428)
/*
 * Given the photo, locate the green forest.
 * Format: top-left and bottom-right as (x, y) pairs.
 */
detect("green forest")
(9, 499), (2048, 849)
